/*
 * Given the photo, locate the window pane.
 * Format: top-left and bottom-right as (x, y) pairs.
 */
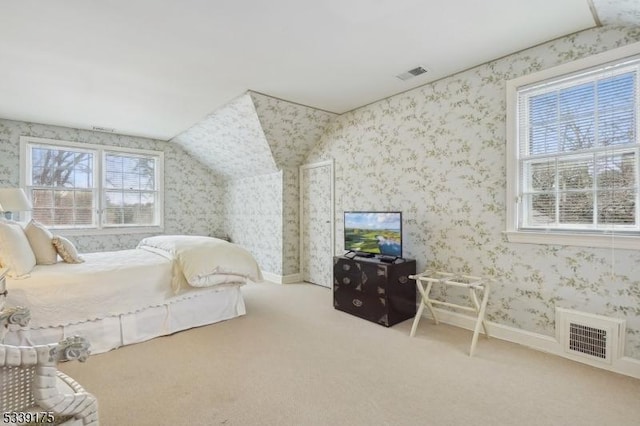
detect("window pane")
(122, 206), (136, 224)
(105, 171), (123, 189)
(598, 73), (635, 112)
(104, 208), (123, 225)
(528, 161), (556, 191)
(528, 193), (556, 226)
(54, 190), (74, 208)
(32, 189), (53, 208)
(124, 173), (141, 190)
(558, 158), (593, 190)
(30, 146), (94, 191)
(529, 92), (557, 126)
(529, 125), (558, 155)
(596, 153), (636, 189)
(54, 209), (75, 226)
(598, 190), (636, 225)
(598, 109), (635, 146)
(560, 115), (594, 151)
(75, 190), (93, 208)
(138, 192), (156, 224)
(106, 191), (124, 207)
(559, 82), (595, 119)
(33, 208), (53, 226)
(559, 192), (593, 224)
(75, 209), (93, 225)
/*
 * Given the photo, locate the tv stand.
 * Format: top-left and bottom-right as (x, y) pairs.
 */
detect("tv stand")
(333, 256), (416, 327)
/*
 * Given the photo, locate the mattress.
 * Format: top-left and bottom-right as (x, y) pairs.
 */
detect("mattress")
(4, 248), (247, 353)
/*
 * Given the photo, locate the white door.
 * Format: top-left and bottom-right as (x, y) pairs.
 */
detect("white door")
(300, 160), (334, 288)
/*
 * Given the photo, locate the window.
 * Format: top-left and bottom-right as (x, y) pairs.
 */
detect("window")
(21, 137), (164, 233)
(506, 43), (640, 249)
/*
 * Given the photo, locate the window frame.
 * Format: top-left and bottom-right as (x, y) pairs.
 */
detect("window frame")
(20, 136), (164, 236)
(506, 41), (640, 250)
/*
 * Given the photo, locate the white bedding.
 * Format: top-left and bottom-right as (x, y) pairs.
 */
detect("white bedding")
(3, 236), (260, 353)
(138, 235), (263, 289)
(6, 249), (183, 327)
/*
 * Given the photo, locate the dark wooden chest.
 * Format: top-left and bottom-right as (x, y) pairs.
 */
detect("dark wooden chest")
(333, 256), (416, 327)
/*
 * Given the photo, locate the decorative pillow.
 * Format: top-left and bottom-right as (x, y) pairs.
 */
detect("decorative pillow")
(0, 220), (37, 278)
(52, 235), (84, 264)
(24, 220), (58, 265)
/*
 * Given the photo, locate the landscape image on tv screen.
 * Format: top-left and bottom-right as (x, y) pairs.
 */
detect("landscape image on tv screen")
(344, 211), (402, 256)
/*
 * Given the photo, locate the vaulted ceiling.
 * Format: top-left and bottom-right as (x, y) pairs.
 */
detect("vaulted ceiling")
(170, 92), (336, 179)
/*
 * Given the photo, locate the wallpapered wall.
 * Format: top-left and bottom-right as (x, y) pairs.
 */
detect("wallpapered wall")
(212, 92), (335, 276)
(170, 93), (278, 180)
(222, 171), (284, 275)
(305, 26), (640, 359)
(0, 118), (224, 252)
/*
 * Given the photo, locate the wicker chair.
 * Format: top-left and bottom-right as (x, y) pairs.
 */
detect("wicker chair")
(0, 307), (99, 425)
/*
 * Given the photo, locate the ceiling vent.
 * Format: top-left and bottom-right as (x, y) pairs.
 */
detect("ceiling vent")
(91, 126), (115, 133)
(396, 66), (428, 81)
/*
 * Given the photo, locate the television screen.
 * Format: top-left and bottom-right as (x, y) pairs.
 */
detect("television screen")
(344, 211), (402, 257)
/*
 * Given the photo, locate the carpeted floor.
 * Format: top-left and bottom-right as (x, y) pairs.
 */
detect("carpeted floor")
(60, 281), (640, 426)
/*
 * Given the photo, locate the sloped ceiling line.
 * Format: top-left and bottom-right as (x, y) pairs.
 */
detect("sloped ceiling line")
(170, 92), (336, 179)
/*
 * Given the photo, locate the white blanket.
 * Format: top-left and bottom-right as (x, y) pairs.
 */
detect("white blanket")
(137, 235), (263, 289)
(6, 249), (178, 327)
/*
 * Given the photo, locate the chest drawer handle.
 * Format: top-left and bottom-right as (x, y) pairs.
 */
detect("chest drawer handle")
(352, 298), (363, 307)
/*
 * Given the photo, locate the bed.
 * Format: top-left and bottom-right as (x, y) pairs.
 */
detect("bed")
(1, 225), (262, 355)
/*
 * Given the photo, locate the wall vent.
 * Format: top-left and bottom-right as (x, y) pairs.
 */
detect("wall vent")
(556, 308), (625, 366)
(396, 66), (428, 81)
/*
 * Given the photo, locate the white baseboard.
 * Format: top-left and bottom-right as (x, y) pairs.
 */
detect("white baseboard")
(261, 272), (302, 285)
(424, 307), (640, 379)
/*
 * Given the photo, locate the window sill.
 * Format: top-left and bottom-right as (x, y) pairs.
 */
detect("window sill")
(504, 231), (640, 250)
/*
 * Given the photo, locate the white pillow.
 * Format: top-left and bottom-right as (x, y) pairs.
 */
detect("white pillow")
(0, 220), (37, 278)
(52, 235), (84, 264)
(24, 219), (58, 265)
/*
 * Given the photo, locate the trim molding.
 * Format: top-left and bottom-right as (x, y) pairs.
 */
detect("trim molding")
(261, 272), (303, 285)
(422, 307), (640, 379)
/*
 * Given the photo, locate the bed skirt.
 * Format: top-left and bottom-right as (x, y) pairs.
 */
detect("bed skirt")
(4, 285), (246, 355)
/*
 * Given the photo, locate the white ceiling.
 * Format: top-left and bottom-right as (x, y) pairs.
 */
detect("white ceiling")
(0, 0), (599, 141)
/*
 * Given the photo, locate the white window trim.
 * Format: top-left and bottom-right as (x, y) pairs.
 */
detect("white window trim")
(506, 41), (640, 250)
(20, 136), (164, 235)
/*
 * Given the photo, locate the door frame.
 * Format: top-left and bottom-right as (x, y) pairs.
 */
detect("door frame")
(299, 159), (335, 285)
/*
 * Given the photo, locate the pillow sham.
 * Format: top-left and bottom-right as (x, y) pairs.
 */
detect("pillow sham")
(0, 220), (37, 278)
(52, 235), (84, 264)
(24, 219), (58, 265)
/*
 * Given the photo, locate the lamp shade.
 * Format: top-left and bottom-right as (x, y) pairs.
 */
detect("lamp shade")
(0, 188), (33, 212)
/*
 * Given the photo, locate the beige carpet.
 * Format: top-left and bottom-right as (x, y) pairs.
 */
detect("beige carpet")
(60, 282), (640, 426)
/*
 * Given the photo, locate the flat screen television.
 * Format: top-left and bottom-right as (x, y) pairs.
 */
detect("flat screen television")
(344, 211), (402, 257)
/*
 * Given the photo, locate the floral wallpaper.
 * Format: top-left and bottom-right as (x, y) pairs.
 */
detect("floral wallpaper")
(0, 118), (224, 252)
(282, 168), (300, 276)
(222, 171), (284, 275)
(171, 91), (335, 276)
(170, 93), (278, 179)
(250, 91), (336, 167)
(248, 92), (335, 276)
(305, 25), (640, 359)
